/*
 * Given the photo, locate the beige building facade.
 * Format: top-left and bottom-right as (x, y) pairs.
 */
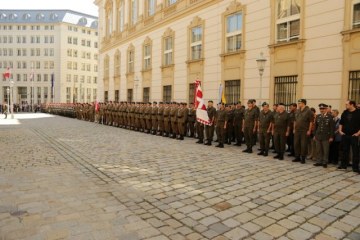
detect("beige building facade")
(0, 10), (99, 105)
(95, 0), (360, 110)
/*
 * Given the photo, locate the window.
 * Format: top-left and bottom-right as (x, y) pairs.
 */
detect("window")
(66, 87), (71, 103)
(44, 36), (48, 43)
(87, 40), (91, 47)
(81, 39), (86, 46)
(44, 61), (49, 69)
(23, 74), (27, 82)
(144, 44), (151, 70)
(131, 0), (138, 25)
(164, 37), (173, 66)
(143, 87), (150, 102)
(167, 0), (177, 6)
(191, 26), (202, 60)
(16, 74), (21, 81)
(353, 0), (360, 28)
(37, 87), (41, 104)
(127, 89), (133, 102)
(93, 77), (97, 84)
(104, 91), (109, 102)
(22, 36), (26, 43)
(68, 36), (72, 44)
(50, 49), (54, 56)
(115, 90), (119, 102)
(276, 0), (300, 42)
(36, 36), (40, 43)
(93, 89), (97, 102)
(147, 0), (156, 17)
(50, 36), (54, 43)
(67, 74), (71, 82)
(49, 61), (54, 69)
(74, 75), (78, 83)
(115, 52), (121, 76)
(36, 48), (40, 56)
(87, 76), (91, 83)
(37, 74), (41, 82)
(22, 49), (26, 56)
(80, 75), (85, 83)
(73, 38), (78, 45)
(118, 0), (125, 32)
(36, 61), (40, 69)
(163, 85), (172, 102)
(44, 74), (49, 82)
(87, 88), (91, 103)
(104, 56), (110, 78)
(68, 62), (73, 70)
(106, 7), (113, 36)
(128, 50), (134, 73)
(189, 83), (195, 104)
(73, 62), (78, 70)
(349, 71), (360, 104)
(224, 80), (241, 104)
(44, 87), (48, 100)
(226, 13), (242, 52)
(274, 76), (298, 109)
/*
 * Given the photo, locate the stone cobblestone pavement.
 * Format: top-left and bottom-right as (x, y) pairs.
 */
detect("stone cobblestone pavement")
(0, 113), (360, 240)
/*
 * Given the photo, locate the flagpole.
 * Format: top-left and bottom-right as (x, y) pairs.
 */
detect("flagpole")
(31, 64), (34, 112)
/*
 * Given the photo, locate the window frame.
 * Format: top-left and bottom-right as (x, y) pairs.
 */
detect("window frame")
(275, 0), (301, 43)
(225, 12), (243, 53)
(353, 0), (360, 29)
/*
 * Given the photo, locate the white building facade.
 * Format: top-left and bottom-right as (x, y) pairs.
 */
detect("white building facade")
(0, 9), (99, 105)
(95, 0), (360, 110)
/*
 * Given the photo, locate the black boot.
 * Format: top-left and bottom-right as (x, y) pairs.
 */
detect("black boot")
(196, 139), (203, 144)
(301, 156), (306, 164)
(258, 151), (264, 156)
(263, 151), (268, 156)
(292, 157), (301, 162)
(273, 154), (280, 159)
(278, 153), (284, 160)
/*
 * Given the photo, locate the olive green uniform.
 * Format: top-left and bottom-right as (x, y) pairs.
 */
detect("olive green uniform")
(314, 113), (334, 165)
(273, 111), (290, 158)
(258, 110), (274, 154)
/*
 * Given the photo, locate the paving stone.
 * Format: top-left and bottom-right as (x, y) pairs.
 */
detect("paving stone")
(241, 222), (261, 234)
(252, 216), (276, 228)
(222, 218), (240, 228)
(323, 226), (346, 239)
(199, 216), (220, 226)
(263, 224), (288, 238)
(301, 223), (322, 234)
(224, 227), (249, 240)
(287, 228), (312, 240)
(252, 231), (274, 240)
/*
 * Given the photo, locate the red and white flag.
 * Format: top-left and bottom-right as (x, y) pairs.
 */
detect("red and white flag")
(2, 67), (11, 79)
(195, 79), (211, 126)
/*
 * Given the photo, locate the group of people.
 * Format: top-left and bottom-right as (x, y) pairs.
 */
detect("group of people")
(43, 98), (360, 173)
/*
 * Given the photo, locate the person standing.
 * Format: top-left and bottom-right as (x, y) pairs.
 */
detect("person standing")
(242, 99), (259, 153)
(187, 103), (196, 138)
(313, 103), (334, 168)
(233, 101), (245, 146)
(258, 102), (273, 156)
(225, 104), (234, 145)
(338, 100), (360, 172)
(293, 99), (314, 164)
(151, 101), (158, 135)
(157, 102), (164, 136)
(163, 102), (171, 137)
(287, 103), (297, 156)
(215, 103), (228, 148)
(2, 102), (8, 119)
(177, 103), (188, 140)
(329, 109), (341, 165)
(272, 104), (290, 160)
(205, 100), (216, 146)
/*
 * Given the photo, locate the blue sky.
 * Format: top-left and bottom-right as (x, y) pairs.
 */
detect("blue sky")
(0, 0), (98, 16)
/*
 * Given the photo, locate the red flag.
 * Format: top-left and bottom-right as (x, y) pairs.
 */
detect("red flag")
(195, 79), (211, 126)
(95, 101), (100, 112)
(3, 67), (11, 79)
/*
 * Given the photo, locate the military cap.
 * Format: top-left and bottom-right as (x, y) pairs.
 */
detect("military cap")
(262, 102), (269, 107)
(159, 101), (163, 104)
(208, 100), (213, 103)
(236, 101), (242, 105)
(318, 103), (328, 109)
(247, 99), (254, 104)
(153, 101), (157, 104)
(298, 98), (307, 104)
(278, 103), (285, 106)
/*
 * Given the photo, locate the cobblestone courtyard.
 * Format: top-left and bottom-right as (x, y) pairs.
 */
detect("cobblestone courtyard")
(0, 113), (360, 240)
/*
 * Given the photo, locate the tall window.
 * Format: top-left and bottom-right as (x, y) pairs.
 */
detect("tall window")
(164, 37), (173, 66)
(167, 0), (177, 6)
(131, 0), (138, 25)
(349, 71), (360, 104)
(191, 26), (202, 60)
(276, 0), (300, 42)
(188, 83), (195, 104)
(127, 89), (133, 102)
(119, 0), (124, 32)
(115, 90), (119, 102)
(163, 85), (172, 102)
(147, 0), (156, 17)
(114, 52), (120, 76)
(225, 80), (241, 104)
(143, 87), (150, 102)
(104, 56), (110, 78)
(274, 76), (298, 109)
(104, 91), (109, 102)
(106, 0), (113, 36)
(226, 13), (242, 52)
(353, 0), (360, 29)
(66, 87), (71, 103)
(93, 89), (97, 102)
(128, 50), (134, 73)
(144, 45), (151, 70)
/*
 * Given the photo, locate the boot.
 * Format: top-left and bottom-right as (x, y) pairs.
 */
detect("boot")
(273, 154), (280, 159)
(301, 156), (306, 164)
(278, 153), (284, 160)
(258, 151), (264, 156)
(196, 139), (203, 144)
(292, 157), (301, 162)
(263, 151), (268, 156)
(205, 141), (212, 146)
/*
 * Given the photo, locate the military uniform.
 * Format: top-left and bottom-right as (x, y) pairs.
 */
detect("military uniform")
(258, 107), (273, 156)
(177, 103), (188, 140)
(293, 99), (314, 163)
(287, 107), (296, 156)
(233, 105), (245, 146)
(205, 105), (216, 145)
(163, 104), (171, 137)
(157, 102), (164, 135)
(170, 103), (178, 138)
(187, 107), (196, 137)
(243, 103), (259, 153)
(225, 107), (234, 144)
(151, 102), (158, 134)
(273, 110), (290, 160)
(314, 104), (334, 167)
(215, 106), (228, 148)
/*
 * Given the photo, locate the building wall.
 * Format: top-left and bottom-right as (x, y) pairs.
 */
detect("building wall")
(96, 0), (360, 110)
(0, 10), (99, 105)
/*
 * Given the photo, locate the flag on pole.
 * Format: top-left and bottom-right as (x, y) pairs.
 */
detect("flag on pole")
(29, 68), (34, 81)
(195, 79), (211, 126)
(219, 84), (227, 104)
(2, 67), (11, 79)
